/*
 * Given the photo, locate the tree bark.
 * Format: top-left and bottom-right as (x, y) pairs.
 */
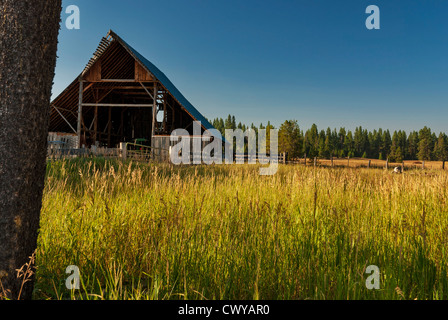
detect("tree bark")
(0, 0), (61, 299)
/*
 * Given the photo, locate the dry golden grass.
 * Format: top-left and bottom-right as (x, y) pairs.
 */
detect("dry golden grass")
(33, 158), (448, 300)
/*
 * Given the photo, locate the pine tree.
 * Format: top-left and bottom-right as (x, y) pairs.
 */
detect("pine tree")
(398, 130), (408, 160)
(354, 126), (363, 157)
(418, 126), (434, 161)
(389, 131), (401, 162)
(372, 129), (382, 159)
(381, 130), (392, 159)
(304, 124), (319, 158)
(408, 131), (419, 160)
(317, 130), (327, 158)
(225, 115), (233, 130)
(278, 120), (302, 158)
(345, 131), (354, 158)
(331, 128), (338, 157)
(434, 133), (448, 161)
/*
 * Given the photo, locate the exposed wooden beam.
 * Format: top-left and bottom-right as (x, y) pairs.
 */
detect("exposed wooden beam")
(83, 82), (95, 92)
(139, 82), (154, 100)
(93, 79), (137, 82)
(52, 105), (77, 134)
(81, 103), (154, 108)
(116, 91), (149, 95)
(52, 106), (77, 116)
(92, 86), (150, 90)
(97, 88), (114, 103)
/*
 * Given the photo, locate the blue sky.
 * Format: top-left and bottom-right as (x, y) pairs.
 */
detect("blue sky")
(54, 0), (448, 134)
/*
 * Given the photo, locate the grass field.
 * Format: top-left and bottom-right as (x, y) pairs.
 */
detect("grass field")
(34, 158), (448, 300)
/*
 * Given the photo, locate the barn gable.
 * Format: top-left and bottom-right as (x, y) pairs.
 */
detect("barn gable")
(50, 29), (221, 149)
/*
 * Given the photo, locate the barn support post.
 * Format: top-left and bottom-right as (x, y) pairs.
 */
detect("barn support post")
(163, 91), (167, 132)
(107, 107), (112, 147)
(171, 100), (175, 131)
(120, 109), (124, 137)
(77, 79), (84, 148)
(151, 83), (158, 158)
(92, 88), (98, 144)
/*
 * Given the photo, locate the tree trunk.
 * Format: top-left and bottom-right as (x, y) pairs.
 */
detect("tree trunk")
(0, 0), (61, 300)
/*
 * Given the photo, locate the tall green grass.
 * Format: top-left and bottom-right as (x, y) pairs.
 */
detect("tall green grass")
(35, 158), (448, 300)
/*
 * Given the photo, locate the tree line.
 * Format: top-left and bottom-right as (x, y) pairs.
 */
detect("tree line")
(210, 115), (448, 162)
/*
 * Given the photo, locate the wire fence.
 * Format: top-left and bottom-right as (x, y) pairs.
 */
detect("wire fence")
(47, 145), (447, 171)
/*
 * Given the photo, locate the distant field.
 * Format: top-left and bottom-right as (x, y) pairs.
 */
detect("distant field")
(35, 158), (448, 300)
(293, 157), (446, 170)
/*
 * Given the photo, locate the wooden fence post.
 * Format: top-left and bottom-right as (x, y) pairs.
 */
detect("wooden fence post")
(347, 156), (350, 168)
(402, 161), (405, 172)
(120, 142), (127, 160)
(331, 156), (334, 167)
(169, 146), (172, 163)
(422, 161), (425, 169)
(386, 158), (389, 170)
(368, 160), (371, 169)
(314, 157), (317, 168)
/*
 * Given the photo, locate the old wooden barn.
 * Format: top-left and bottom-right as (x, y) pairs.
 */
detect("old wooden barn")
(49, 30), (222, 159)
